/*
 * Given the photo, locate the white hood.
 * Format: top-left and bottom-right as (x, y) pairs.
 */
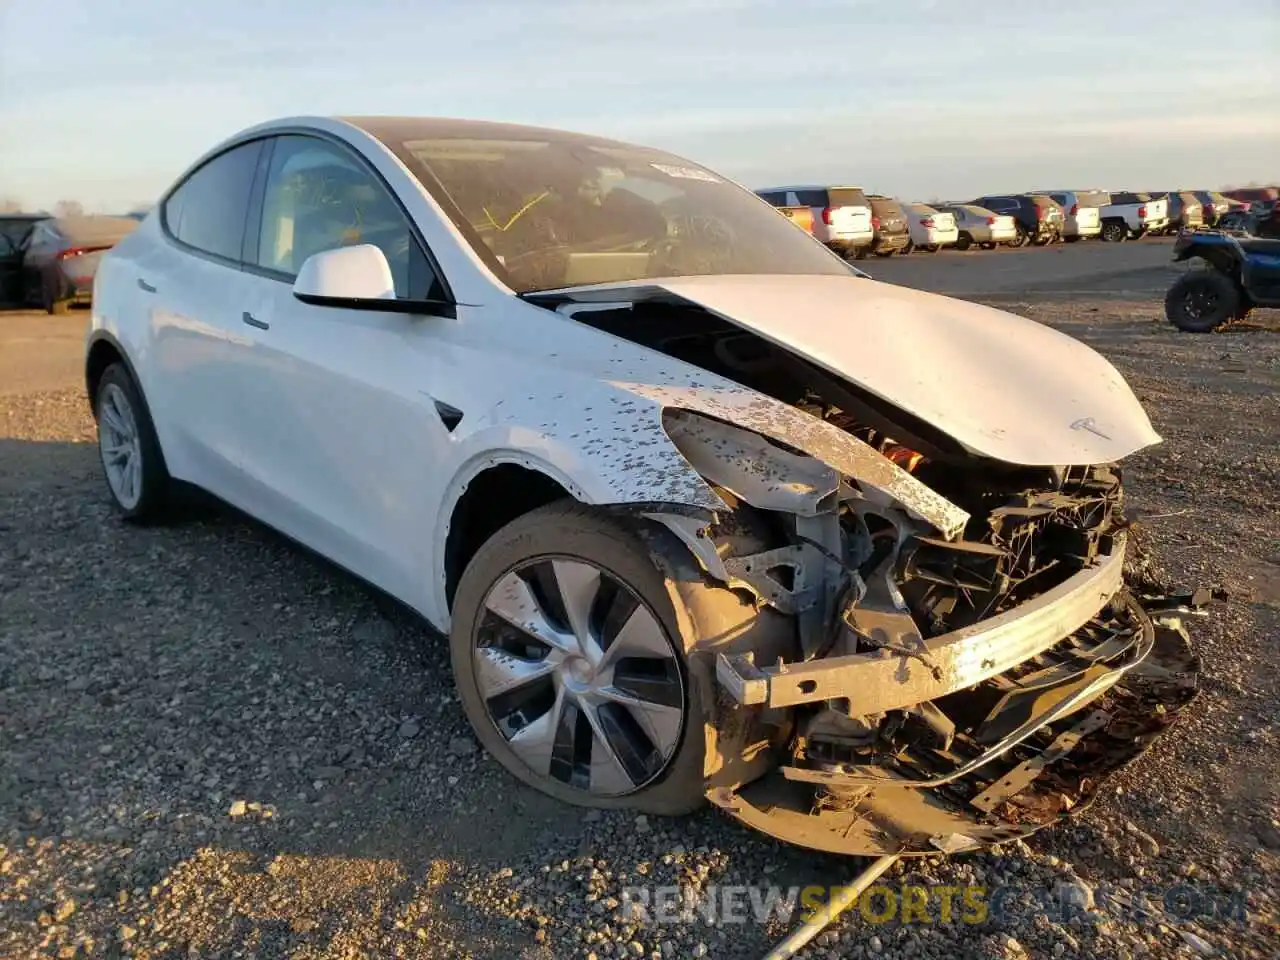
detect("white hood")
(561, 274), (1161, 466)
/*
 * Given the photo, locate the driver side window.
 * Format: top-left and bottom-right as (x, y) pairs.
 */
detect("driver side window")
(252, 135), (437, 299)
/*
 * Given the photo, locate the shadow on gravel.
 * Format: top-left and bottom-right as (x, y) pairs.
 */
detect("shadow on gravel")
(2, 436), (597, 858)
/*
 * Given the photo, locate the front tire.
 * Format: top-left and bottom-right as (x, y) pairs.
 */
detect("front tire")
(94, 364), (173, 522)
(1164, 271), (1239, 332)
(450, 504), (715, 815)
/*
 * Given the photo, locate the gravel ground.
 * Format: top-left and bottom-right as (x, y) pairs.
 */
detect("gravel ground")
(1, 298), (1278, 960)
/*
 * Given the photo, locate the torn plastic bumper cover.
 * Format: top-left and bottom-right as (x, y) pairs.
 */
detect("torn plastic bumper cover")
(652, 409), (1201, 856)
(706, 548), (1201, 856)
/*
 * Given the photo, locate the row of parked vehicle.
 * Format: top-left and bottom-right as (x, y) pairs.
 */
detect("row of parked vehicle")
(0, 213), (139, 312)
(755, 184), (1278, 257)
(2, 181), (1275, 313)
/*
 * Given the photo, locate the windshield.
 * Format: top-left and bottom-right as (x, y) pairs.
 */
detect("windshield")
(394, 136), (850, 293)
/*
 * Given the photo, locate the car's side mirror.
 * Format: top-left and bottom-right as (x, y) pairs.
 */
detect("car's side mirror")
(292, 243), (457, 317)
(293, 244), (396, 305)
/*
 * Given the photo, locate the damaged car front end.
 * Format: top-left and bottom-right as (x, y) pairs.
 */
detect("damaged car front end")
(661, 411), (1199, 856)
(544, 279), (1204, 857)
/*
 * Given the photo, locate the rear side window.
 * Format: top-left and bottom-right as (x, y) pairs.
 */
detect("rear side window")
(794, 189), (829, 208)
(163, 140), (263, 262)
(828, 188), (869, 208)
(1049, 193), (1068, 206)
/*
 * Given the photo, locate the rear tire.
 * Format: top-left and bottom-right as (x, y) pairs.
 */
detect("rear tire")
(1101, 220), (1128, 243)
(924, 244), (939, 253)
(979, 242), (996, 250)
(901, 240), (914, 255)
(93, 363), (175, 522)
(955, 233), (973, 251)
(1013, 224), (1029, 247)
(1164, 271), (1239, 333)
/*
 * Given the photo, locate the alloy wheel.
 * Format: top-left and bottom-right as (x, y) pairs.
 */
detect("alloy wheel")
(97, 383), (143, 510)
(472, 558), (686, 797)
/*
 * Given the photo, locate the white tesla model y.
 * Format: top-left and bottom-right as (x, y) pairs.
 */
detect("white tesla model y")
(86, 116), (1199, 855)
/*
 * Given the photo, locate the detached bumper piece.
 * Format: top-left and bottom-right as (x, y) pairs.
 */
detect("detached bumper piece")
(709, 569), (1201, 856)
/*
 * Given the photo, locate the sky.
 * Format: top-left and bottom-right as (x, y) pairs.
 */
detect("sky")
(1, 0), (1277, 212)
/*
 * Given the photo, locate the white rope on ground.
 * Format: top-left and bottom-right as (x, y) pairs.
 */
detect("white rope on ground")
(761, 853), (903, 960)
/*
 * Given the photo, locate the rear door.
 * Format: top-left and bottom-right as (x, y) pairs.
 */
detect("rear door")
(146, 138), (265, 496)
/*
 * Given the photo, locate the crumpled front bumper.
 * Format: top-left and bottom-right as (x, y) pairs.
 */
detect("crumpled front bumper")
(705, 535), (1202, 856)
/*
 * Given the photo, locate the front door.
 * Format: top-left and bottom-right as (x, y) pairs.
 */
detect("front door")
(230, 133), (458, 608)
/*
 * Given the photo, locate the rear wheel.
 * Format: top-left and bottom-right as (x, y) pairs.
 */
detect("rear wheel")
(901, 240), (914, 255)
(93, 363), (174, 522)
(924, 244), (939, 253)
(955, 233), (973, 251)
(1164, 270), (1239, 332)
(979, 241), (996, 250)
(1013, 223), (1029, 247)
(1101, 220), (1128, 243)
(450, 504), (718, 814)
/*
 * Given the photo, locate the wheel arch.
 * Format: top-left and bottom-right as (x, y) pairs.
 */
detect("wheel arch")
(441, 458), (578, 611)
(86, 330), (139, 409)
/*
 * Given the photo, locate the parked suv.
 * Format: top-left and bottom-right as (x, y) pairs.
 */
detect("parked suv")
(1165, 192), (1205, 233)
(973, 194), (1064, 246)
(867, 195), (911, 257)
(1042, 190), (1105, 241)
(756, 185), (874, 257)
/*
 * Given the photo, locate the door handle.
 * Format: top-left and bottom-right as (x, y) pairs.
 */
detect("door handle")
(242, 311), (269, 331)
(137, 278), (156, 293)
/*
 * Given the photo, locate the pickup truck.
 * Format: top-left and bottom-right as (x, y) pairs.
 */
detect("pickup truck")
(1099, 191), (1169, 242)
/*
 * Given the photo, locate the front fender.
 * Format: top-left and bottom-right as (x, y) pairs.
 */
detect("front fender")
(429, 419), (726, 628)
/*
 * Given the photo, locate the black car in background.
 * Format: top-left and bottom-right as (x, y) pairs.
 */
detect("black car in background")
(0, 213), (45, 306)
(21, 216), (139, 314)
(866, 195), (911, 257)
(971, 193), (1064, 247)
